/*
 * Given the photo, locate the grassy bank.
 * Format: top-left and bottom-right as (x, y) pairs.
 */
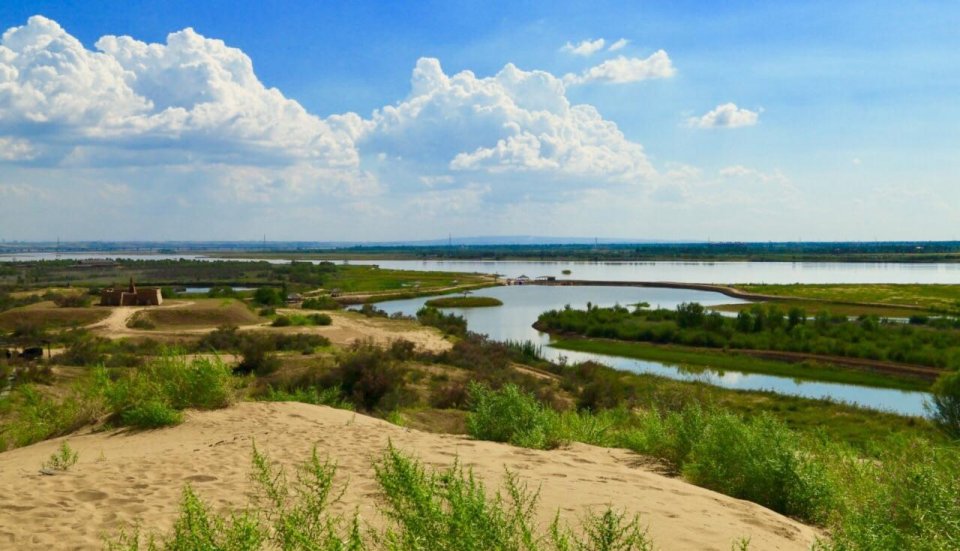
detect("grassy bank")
(424, 295), (503, 308)
(736, 283), (960, 314)
(711, 300), (929, 319)
(551, 338), (931, 391)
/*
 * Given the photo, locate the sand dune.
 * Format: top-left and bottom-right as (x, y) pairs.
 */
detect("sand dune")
(0, 402), (820, 550)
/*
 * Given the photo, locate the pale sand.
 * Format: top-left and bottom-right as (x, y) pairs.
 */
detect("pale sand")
(0, 402), (820, 550)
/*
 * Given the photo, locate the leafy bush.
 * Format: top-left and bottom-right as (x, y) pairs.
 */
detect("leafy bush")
(308, 313), (332, 326)
(681, 412), (834, 521)
(301, 296), (340, 310)
(466, 383), (562, 449)
(253, 287), (284, 306)
(271, 315), (292, 327)
(104, 354), (235, 428)
(0, 378), (105, 448)
(928, 369), (960, 438)
(43, 440), (79, 471)
(416, 306), (467, 337)
(824, 437), (960, 551)
(335, 341), (410, 412)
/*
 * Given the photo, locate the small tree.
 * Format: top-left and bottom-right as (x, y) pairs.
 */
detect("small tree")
(928, 370), (960, 438)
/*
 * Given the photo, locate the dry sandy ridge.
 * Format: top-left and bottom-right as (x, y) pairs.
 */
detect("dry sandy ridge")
(0, 402), (820, 550)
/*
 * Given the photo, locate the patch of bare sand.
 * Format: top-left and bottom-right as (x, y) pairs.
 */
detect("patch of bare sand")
(269, 310), (451, 353)
(0, 402), (820, 550)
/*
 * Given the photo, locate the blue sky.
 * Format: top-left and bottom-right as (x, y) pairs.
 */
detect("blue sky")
(0, 1), (958, 241)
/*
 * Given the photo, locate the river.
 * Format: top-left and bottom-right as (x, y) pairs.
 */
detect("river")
(370, 285), (931, 417)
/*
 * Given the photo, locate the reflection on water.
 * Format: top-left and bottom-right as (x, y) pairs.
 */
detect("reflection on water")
(373, 285), (930, 417)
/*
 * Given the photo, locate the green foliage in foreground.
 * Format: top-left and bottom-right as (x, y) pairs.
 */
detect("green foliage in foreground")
(0, 354), (237, 448)
(424, 296), (504, 308)
(108, 444), (656, 551)
(463, 384), (960, 550)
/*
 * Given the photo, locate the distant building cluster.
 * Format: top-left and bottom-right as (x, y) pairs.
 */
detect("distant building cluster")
(100, 278), (162, 306)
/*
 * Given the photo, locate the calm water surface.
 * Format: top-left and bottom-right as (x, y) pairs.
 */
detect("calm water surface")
(372, 285), (930, 417)
(3, 253), (960, 284)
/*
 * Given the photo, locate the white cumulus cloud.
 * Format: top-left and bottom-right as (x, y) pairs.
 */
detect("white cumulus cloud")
(564, 51), (676, 85)
(0, 15), (366, 197)
(366, 58), (656, 186)
(560, 38), (605, 56)
(608, 38), (629, 51)
(687, 103), (760, 129)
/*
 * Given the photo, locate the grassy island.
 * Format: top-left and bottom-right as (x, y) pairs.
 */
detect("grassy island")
(425, 296), (503, 308)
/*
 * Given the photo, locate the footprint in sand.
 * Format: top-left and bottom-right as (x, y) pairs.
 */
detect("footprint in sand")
(75, 490), (109, 502)
(184, 474), (218, 482)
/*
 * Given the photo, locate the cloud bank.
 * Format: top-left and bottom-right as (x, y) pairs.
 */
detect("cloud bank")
(0, 15), (813, 240)
(687, 103), (759, 128)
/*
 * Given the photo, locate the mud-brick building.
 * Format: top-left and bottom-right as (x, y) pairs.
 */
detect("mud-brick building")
(100, 278), (163, 306)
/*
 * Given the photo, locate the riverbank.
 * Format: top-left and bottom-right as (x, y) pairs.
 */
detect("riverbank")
(550, 338), (932, 392)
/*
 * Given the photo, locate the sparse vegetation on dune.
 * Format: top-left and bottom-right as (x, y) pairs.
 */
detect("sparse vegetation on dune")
(108, 444), (657, 551)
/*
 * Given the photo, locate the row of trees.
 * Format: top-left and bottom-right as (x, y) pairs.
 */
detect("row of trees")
(536, 302), (960, 369)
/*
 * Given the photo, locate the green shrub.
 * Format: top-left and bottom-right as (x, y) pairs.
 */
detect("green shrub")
(336, 341), (410, 412)
(271, 315), (292, 327)
(681, 412), (834, 521)
(928, 370), (960, 438)
(0, 381), (104, 448)
(466, 383), (562, 449)
(104, 353), (235, 428)
(416, 306), (468, 337)
(253, 287), (284, 306)
(236, 338), (281, 376)
(308, 313), (332, 326)
(43, 440), (79, 471)
(118, 401), (183, 428)
(825, 438), (960, 550)
(301, 296), (340, 310)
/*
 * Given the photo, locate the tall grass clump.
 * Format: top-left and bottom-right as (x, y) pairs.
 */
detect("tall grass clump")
(109, 445), (360, 551)
(0, 375), (106, 448)
(679, 411), (834, 522)
(375, 443), (654, 551)
(823, 437), (960, 551)
(466, 383), (563, 449)
(104, 353), (236, 428)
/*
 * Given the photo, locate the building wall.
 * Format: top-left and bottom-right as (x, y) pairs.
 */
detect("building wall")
(100, 288), (163, 306)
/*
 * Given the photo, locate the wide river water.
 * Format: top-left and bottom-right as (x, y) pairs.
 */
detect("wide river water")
(3, 253), (947, 414)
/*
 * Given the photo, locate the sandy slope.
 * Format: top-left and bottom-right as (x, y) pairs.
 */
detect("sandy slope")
(0, 402), (820, 550)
